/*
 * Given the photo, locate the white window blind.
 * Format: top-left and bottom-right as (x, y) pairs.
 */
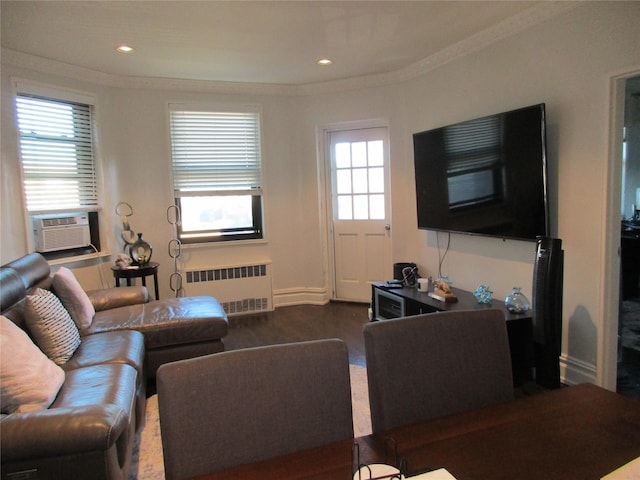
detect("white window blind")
(16, 94), (97, 211)
(169, 107), (262, 196)
(444, 115), (504, 209)
(444, 115), (502, 174)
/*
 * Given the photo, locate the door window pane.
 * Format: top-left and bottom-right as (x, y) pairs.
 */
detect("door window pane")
(351, 142), (367, 167)
(338, 195), (353, 220)
(353, 195), (369, 219)
(368, 140), (384, 166)
(352, 168), (368, 194)
(369, 194), (385, 219)
(336, 169), (352, 194)
(335, 143), (351, 168)
(368, 167), (384, 193)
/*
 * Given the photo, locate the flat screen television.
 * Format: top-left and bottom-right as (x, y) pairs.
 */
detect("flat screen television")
(413, 103), (549, 241)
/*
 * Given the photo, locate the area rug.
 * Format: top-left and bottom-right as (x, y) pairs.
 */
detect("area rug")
(128, 364), (371, 479)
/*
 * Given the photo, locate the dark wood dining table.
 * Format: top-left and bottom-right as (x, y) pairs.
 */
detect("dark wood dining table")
(191, 384), (640, 480)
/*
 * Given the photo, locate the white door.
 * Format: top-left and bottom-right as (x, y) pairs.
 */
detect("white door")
(328, 127), (392, 302)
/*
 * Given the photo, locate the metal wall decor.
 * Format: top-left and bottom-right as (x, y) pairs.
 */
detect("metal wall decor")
(116, 202), (136, 252)
(167, 204), (185, 297)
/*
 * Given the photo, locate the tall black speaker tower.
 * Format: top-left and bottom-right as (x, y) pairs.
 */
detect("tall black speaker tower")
(532, 237), (564, 389)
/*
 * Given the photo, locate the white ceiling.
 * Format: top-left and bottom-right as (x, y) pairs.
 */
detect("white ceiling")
(2, 1), (555, 86)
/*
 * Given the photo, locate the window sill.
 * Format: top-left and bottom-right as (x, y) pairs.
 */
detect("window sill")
(46, 250), (111, 266)
(180, 238), (268, 249)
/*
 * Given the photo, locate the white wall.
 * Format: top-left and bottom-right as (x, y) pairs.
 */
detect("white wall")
(2, 2), (640, 385)
(294, 2), (640, 386)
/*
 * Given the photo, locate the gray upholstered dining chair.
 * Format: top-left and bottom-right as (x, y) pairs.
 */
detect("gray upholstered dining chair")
(156, 338), (354, 480)
(363, 309), (514, 433)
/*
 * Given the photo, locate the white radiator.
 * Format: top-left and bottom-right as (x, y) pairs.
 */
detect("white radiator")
(184, 262), (273, 316)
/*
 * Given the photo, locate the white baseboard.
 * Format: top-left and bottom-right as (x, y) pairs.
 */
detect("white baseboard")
(560, 354), (597, 386)
(273, 287), (330, 308)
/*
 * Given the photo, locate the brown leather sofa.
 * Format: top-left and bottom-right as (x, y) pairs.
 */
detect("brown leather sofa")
(0, 253), (229, 480)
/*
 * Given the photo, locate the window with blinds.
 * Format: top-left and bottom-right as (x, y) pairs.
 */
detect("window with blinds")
(444, 115), (504, 210)
(16, 94), (97, 211)
(169, 106), (264, 242)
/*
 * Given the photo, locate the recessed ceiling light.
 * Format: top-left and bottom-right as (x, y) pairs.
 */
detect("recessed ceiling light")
(116, 45), (135, 54)
(317, 58), (333, 66)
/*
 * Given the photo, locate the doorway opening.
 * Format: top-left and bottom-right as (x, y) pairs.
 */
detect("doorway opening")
(617, 74), (640, 399)
(323, 124), (392, 303)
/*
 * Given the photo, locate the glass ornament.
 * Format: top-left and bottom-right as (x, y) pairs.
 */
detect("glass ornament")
(473, 285), (493, 304)
(505, 287), (530, 313)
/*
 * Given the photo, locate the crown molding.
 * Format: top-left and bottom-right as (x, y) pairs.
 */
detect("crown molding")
(2, 2), (580, 97)
(295, 1), (581, 96)
(396, 1), (580, 81)
(1, 49), (120, 87)
(1, 49), (294, 96)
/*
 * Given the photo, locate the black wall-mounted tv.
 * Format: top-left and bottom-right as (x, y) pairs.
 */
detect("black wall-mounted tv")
(413, 103), (549, 241)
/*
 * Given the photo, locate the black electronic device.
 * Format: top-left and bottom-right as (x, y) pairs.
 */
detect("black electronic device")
(531, 236), (564, 388)
(393, 262), (419, 287)
(384, 280), (404, 288)
(413, 103), (549, 241)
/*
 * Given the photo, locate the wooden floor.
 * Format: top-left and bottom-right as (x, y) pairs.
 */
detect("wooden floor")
(154, 301), (639, 401)
(223, 301), (551, 398)
(224, 301), (369, 366)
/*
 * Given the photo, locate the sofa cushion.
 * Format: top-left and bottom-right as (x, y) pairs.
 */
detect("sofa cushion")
(51, 363), (137, 424)
(0, 315), (65, 413)
(0, 267), (26, 312)
(89, 296), (228, 349)
(24, 288), (81, 365)
(63, 330), (145, 387)
(87, 285), (149, 312)
(52, 267), (95, 331)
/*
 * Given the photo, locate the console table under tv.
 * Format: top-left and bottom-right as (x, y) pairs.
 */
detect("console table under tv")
(371, 283), (534, 386)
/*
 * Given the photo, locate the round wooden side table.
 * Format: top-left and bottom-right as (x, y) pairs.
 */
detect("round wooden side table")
(111, 262), (160, 300)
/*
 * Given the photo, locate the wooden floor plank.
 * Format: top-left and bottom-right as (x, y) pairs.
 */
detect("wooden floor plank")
(224, 302), (369, 366)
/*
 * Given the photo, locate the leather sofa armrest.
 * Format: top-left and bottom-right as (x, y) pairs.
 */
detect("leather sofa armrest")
(0, 404), (128, 461)
(87, 286), (149, 311)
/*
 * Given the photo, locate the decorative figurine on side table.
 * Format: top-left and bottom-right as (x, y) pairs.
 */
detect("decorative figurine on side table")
(428, 276), (458, 303)
(473, 285), (493, 304)
(130, 233), (152, 266)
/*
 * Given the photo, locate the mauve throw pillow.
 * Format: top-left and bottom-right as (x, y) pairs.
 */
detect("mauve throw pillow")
(52, 267), (95, 331)
(24, 288), (81, 365)
(0, 315), (65, 413)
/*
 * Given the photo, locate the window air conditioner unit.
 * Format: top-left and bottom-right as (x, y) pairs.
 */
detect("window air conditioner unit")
(33, 214), (91, 253)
